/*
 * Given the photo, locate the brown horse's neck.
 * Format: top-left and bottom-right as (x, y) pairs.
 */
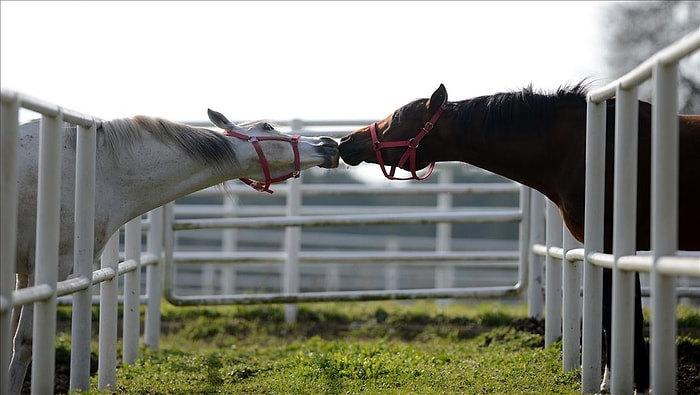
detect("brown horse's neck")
(443, 97), (586, 206)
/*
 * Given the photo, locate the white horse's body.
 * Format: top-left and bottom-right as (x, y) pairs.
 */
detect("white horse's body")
(9, 110), (339, 393)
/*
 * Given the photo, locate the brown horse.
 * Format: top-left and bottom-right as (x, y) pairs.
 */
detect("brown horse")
(338, 83), (700, 393)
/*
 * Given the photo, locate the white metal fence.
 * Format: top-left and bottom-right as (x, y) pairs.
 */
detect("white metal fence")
(0, 91), (162, 394)
(532, 28), (700, 394)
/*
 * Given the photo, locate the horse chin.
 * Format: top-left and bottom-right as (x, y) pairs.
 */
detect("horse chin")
(340, 157), (362, 166)
(319, 155), (340, 169)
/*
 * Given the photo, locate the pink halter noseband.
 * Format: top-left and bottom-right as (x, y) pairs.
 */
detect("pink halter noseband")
(224, 129), (301, 194)
(369, 103), (447, 180)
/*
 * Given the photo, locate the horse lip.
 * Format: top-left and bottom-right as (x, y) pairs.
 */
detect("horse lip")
(319, 152), (340, 168)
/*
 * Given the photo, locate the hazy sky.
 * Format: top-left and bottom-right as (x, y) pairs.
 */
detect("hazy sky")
(1, 1), (610, 124)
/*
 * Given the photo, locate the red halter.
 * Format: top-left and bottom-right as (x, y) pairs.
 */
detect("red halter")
(224, 129), (301, 194)
(369, 103), (447, 180)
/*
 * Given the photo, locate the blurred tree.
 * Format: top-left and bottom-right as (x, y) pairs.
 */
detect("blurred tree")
(601, 1), (700, 113)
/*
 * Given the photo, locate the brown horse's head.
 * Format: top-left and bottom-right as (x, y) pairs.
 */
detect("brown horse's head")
(339, 84), (450, 180)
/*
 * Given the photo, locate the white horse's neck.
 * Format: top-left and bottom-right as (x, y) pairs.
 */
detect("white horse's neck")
(93, 125), (257, 248)
(100, 136), (215, 228)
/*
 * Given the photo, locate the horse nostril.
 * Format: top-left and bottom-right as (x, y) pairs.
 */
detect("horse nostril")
(340, 135), (351, 143)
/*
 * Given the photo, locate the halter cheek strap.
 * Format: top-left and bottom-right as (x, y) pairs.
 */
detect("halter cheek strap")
(370, 103), (446, 181)
(224, 130), (301, 194)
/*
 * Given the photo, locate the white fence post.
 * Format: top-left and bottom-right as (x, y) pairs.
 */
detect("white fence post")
(122, 217), (142, 364)
(435, 164), (454, 297)
(284, 119), (303, 323)
(69, 121), (97, 391)
(0, 93), (19, 395)
(544, 199), (563, 346)
(650, 60), (679, 394)
(222, 194), (239, 293)
(32, 112), (63, 394)
(610, 84), (638, 394)
(146, 207), (164, 349)
(384, 237), (400, 290)
(98, 233), (119, 390)
(527, 190), (545, 318)
(517, 186), (531, 299)
(581, 98), (606, 394)
(562, 227), (582, 372)
(163, 203), (176, 303)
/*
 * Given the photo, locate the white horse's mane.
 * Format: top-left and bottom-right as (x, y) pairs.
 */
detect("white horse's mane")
(96, 116), (239, 172)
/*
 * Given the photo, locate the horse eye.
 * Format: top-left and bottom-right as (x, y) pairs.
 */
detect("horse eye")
(263, 123), (274, 131)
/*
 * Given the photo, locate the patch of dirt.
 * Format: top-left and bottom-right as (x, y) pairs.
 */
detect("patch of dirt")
(677, 340), (700, 395)
(509, 317), (700, 395)
(510, 317), (545, 345)
(21, 351), (98, 395)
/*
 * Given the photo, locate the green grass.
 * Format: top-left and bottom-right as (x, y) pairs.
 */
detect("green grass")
(49, 300), (698, 394)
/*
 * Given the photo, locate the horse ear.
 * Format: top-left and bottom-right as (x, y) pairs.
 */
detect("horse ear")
(427, 84), (448, 112)
(207, 109), (237, 130)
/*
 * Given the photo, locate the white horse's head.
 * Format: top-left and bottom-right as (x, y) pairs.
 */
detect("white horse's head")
(208, 109), (339, 168)
(207, 109), (339, 192)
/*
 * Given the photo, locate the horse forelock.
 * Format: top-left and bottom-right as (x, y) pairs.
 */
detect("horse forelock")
(98, 116), (238, 172)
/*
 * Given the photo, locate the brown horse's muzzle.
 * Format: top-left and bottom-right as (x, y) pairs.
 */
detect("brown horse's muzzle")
(339, 132), (370, 166)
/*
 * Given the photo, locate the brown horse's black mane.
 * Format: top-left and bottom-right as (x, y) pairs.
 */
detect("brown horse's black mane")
(450, 81), (591, 136)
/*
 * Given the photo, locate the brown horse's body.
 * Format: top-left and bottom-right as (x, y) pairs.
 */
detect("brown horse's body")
(339, 83), (700, 392)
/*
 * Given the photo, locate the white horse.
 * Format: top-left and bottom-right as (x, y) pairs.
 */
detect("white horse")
(9, 109), (340, 393)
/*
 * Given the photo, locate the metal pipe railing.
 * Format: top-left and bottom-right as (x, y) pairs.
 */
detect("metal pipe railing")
(584, 27), (700, 395)
(533, 27), (700, 394)
(0, 89), (162, 394)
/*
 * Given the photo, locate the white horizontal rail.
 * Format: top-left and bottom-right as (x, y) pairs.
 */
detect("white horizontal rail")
(174, 209), (521, 231)
(532, 244), (699, 299)
(173, 204), (518, 217)
(173, 250), (519, 265)
(10, 249), (158, 309)
(1, 89), (99, 126)
(10, 284), (54, 309)
(167, 285), (524, 306)
(189, 181), (521, 197)
(533, 244), (700, 277)
(588, 28), (700, 102)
